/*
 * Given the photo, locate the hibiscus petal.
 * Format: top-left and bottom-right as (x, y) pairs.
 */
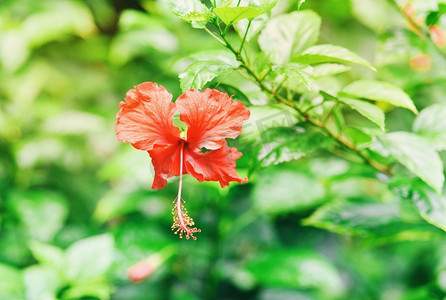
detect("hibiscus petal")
(184, 142), (247, 188)
(115, 82), (180, 151)
(148, 143), (182, 189)
(176, 89), (250, 150)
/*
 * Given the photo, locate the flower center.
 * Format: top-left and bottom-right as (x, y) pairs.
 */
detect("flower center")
(171, 141), (201, 240)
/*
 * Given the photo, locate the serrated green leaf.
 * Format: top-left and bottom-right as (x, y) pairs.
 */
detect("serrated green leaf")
(292, 44), (374, 70)
(257, 127), (333, 167)
(273, 63), (314, 90)
(340, 97), (385, 130)
(311, 63), (351, 77)
(413, 103), (446, 150)
(370, 132), (444, 193)
(245, 249), (345, 298)
(341, 80), (418, 114)
(214, 6), (264, 24)
(392, 178), (446, 232)
(179, 60), (235, 91)
(304, 197), (444, 242)
(169, 0), (211, 28)
(304, 199), (400, 235)
(258, 10), (321, 64)
(251, 167), (325, 214)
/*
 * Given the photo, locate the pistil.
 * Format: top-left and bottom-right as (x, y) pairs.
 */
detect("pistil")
(171, 142), (201, 240)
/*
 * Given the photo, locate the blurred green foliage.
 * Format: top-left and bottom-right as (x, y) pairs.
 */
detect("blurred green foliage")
(1, 0), (446, 299)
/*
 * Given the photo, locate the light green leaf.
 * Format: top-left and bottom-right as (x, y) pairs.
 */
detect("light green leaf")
(392, 178), (446, 232)
(179, 60), (235, 91)
(258, 10), (321, 64)
(66, 234), (114, 283)
(8, 190), (68, 242)
(0, 264), (24, 300)
(24, 266), (61, 300)
(251, 167), (325, 214)
(370, 132), (444, 193)
(169, 0), (211, 28)
(273, 63), (313, 90)
(214, 6), (264, 24)
(311, 63), (351, 78)
(413, 103), (446, 150)
(340, 97), (385, 130)
(341, 80), (418, 114)
(28, 240), (66, 274)
(292, 44), (374, 70)
(298, 0), (306, 9)
(245, 250), (345, 298)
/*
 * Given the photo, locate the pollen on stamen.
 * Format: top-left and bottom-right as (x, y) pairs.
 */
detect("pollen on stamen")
(171, 197), (201, 240)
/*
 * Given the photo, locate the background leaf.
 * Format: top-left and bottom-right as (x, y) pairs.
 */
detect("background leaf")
(340, 97), (385, 130)
(370, 132), (444, 193)
(413, 103), (446, 150)
(292, 44), (374, 69)
(340, 80), (418, 114)
(258, 10), (321, 64)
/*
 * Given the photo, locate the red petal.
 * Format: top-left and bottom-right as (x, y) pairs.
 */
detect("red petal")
(148, 143), (182, 189)
(176, 89), (250, 150)
(184, 142), (247, 188)
(115, 82), (180, 151)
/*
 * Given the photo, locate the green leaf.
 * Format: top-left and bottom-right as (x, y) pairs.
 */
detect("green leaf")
(340, 97), (385, 130)
(298, 0), (306, 10)
(304, 198), (444, 242)
(392, 178), (446, 232)
(24, 266), (62, 300)
(240, 105), (298, 142)
(311, 63), (351, 78)
(251, 166), (325, 214)
(28, 240), (66, 274)
(179, 60), (235, 91)
(66, 234), (114, 283)
(245, 249), (345, 298)
(340, 80), (418, 114)
(370, 132), (444, 193)
(61, 282), (113, 300)
(273, 63), (313, 90)
(413, 103), (446, 150)
(256, 127), (333, 167)
(258, 10), (321, 64)
(169, 0), (211, 28)
(0, 264), (24, 300)
(214, 7), (264, 25)
(292, 44), (374, 70)
(8, 190), (68, 242)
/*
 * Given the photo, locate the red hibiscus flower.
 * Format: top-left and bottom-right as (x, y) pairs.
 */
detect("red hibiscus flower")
(115, 82), (250, 240)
